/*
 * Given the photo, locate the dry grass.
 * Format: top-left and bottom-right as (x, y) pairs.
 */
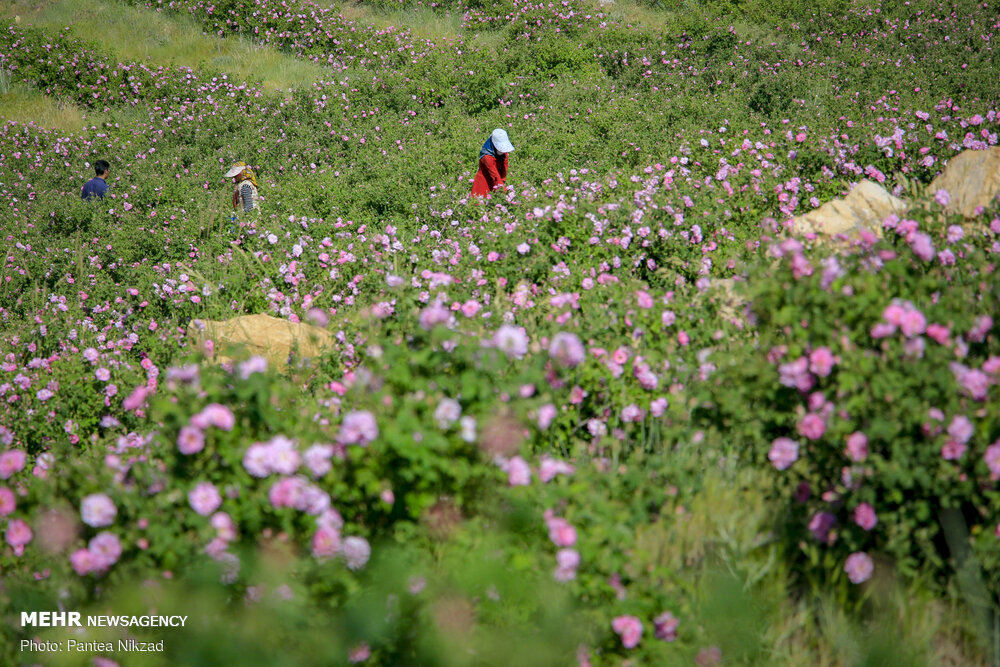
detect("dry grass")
(0, 82), (100, 132)
(0, 0), (327, 93)
(334, 1), (465, 42)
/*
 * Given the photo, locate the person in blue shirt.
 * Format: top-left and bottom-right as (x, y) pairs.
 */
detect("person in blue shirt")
(81, 160), (110, 200)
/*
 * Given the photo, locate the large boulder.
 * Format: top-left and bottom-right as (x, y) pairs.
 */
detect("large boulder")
(790, 180), (907, 238)
(186, 313), (332, 367)
(928, 147), (1000, 218)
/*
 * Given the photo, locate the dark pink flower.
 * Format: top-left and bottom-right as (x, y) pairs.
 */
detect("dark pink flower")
(653, 611), (679, 641)
(808, 347), (835, 377)
(845, 432), (868, 462)
(611, 615), (643, 649)
(854, 503), (877, 531)
(798, 413), (826, 440)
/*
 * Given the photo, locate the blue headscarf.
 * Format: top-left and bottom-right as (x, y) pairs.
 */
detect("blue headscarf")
(479, 136), (498, 159)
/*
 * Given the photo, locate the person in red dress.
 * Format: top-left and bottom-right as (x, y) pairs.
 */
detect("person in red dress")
(470, 129), (515, 198)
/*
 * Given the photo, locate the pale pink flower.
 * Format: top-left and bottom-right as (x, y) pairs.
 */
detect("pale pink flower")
(0, 450), (27, 479)
(635, 290), (654, 309)
(493, 325), (529, 359)
(910, 232), (936, 262)
(620, 404), (645, 423)
(809, 347), (835, 377)
(418, 304), (451, 330)
(6, 518), (32, 554)
(844, 552), (874, 584)
(984, 441), (1000, 480)
(650, 397), (668, 417)
(312, 526), (342, 559)
(342, 536), (371, 570)
(460, 300), (481, 318)
(768, 438), (799, 470)
(122, 385), (151, 411)
(339, 411), (378, 446)
(948, 416), (974, 444)
(88, 532), (122, 569)
(539, 456), (574, 482)
(177, 426), (205, 455)
(969, 316), (993, 343)
(238, 356), (268, 379)
(537, 404), (558, 430)
(81, 493), (117, 527)
(434, 398), (462, 428)
(900, 309), (927, 338)
(348, 643), (371, 663)
(547, 517), (577, 547)
(195, 404), (236, 431)
(211, 512), (237, 541)
(243, 443), (272, 477)
(0, 487), (15, 516)
(505, 456), (532, 486)
(549, 332), (586, 368)
(189, 482), (222, 516)
(554, 548), (580, 582)
(70, 548), (98, 575)
(269, 436), (301, 475)
(303, 444), (334, 478)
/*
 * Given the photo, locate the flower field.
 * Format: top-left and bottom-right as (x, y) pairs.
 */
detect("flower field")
(1, 0), (999, 664)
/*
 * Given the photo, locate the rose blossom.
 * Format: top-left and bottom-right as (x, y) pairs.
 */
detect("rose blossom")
(0, 487), (15, 516)
(505, 456), (532, 486)
(798, 413), (826, 440)
(768, 438), (799, 470)
(177, 426), (205, 455)
(808, 347), (835, 377)
(338, 411), (378, 446)
(548, 332), (586, 368)
(0, 450), (27, 479)
(611, 615), (643, 649)
(312, 526), (342, 559)
(845, 432), (868, 462)
(547, 517), (577, 547)
(653, 611), (679, 641)
(80, 493), (117, 527)
(493, 325), (529, 359)
(189, 482), (223, 516)
(854, 503), (878, 531)
(554, 548), (580, 582)
(844, 552), (874, 584)
(342, 536), (371, 570)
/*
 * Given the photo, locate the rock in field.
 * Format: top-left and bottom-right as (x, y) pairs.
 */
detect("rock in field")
(790, 179), (907, 238)
(186, 313), (332, 367)
(928, 147), (1000, 217)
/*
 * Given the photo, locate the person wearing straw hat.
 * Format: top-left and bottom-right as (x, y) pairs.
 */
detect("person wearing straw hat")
(225, 161), (260, 213)
(471, 129), (514, 198)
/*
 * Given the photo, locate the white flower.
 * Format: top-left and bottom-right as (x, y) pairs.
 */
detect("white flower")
(434, 398), (462, 429)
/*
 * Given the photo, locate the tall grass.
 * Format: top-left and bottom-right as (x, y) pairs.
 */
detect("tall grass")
(658, 466), (988, 665)
(0, 82), (97, 131)
(1, 0), (327, 93)
(335, 1), (466, 41)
